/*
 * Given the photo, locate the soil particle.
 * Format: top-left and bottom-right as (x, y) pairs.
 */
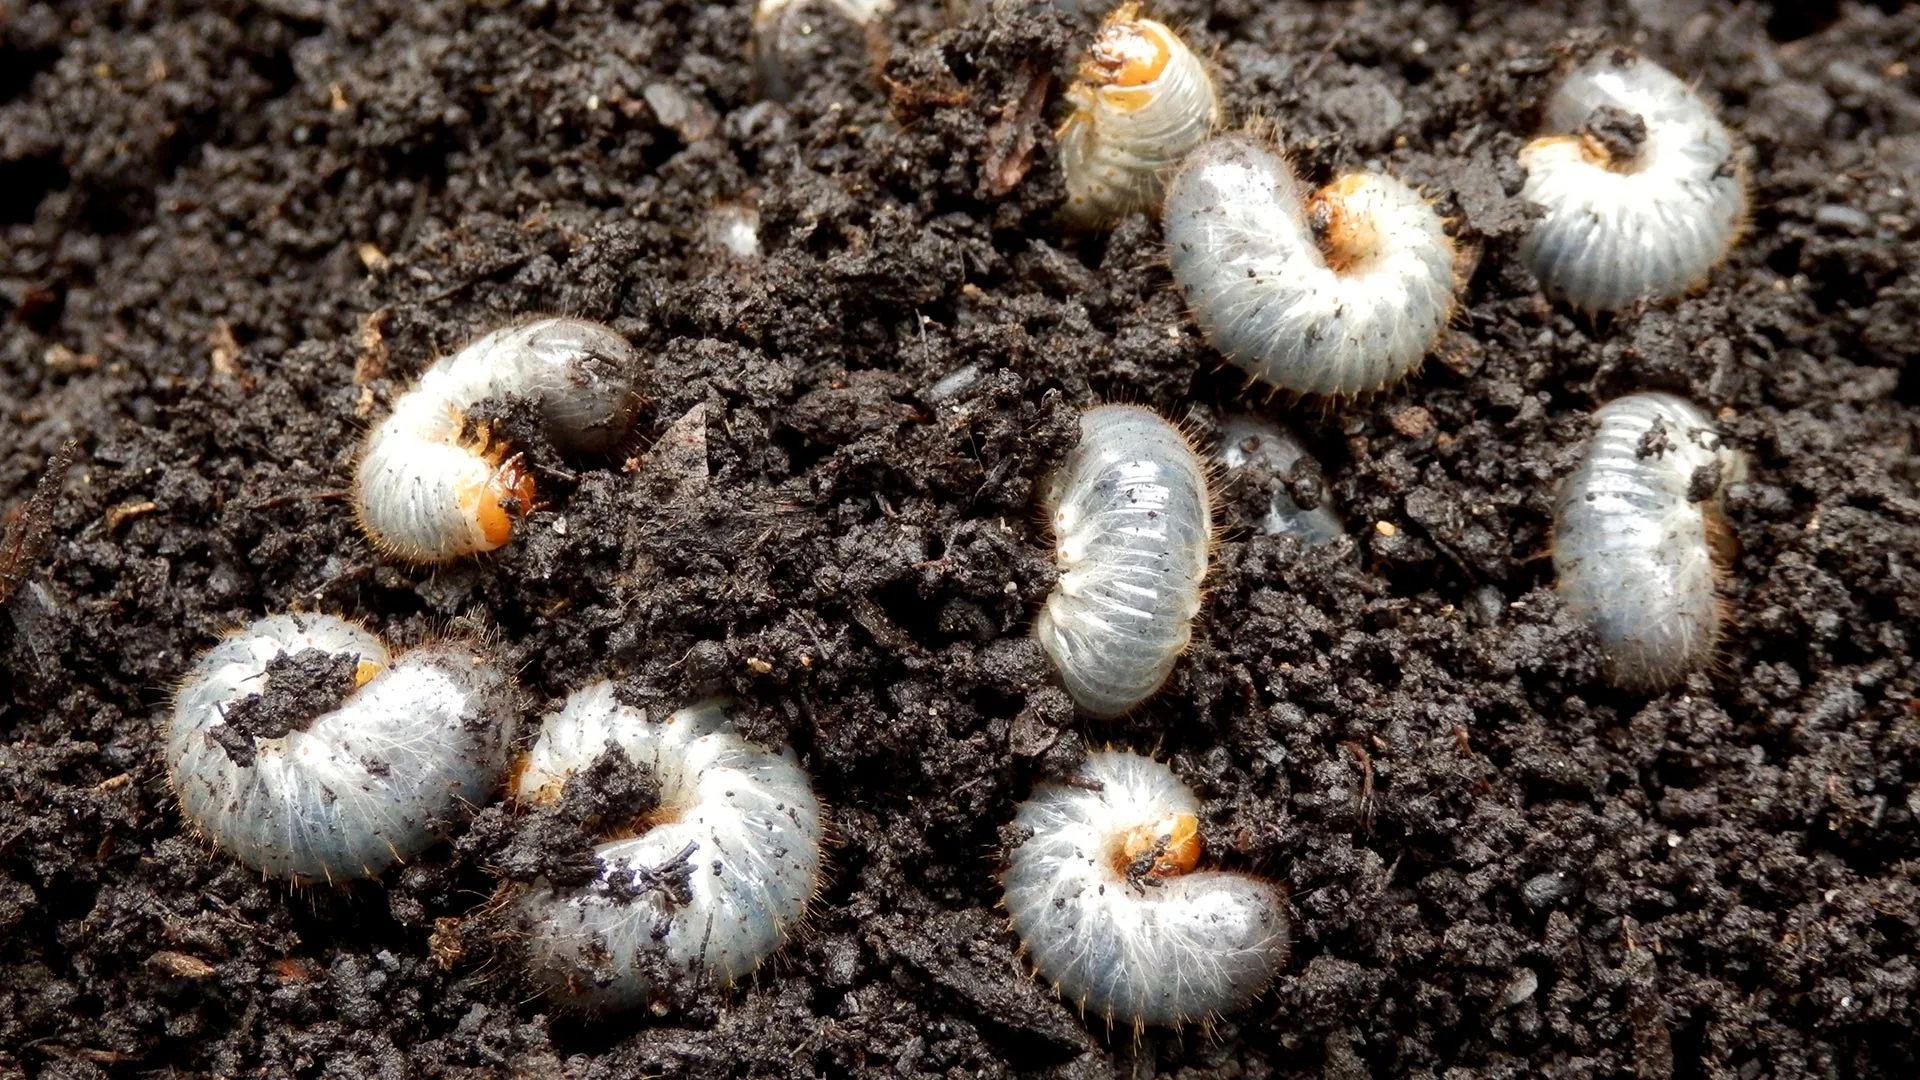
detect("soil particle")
(215, 647), (361, 755)
(3, 0), (1920, 1077)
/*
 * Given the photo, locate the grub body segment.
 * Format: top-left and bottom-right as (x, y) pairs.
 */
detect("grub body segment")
(513, 682), (825, 1010)
(1165, 136), (1457, 395)
(1036, 405), (1211, 717)
(167, 614), (517, 883)
(1553, 392), (1743, 691)
(1003, 750), (1287, 1027)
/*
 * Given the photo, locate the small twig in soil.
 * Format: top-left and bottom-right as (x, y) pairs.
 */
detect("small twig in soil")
(1342, 740), (1376, 833)
(985, 63), (1052, 197)
(245, 489), (348, 511)
(0, 441), (77, 606)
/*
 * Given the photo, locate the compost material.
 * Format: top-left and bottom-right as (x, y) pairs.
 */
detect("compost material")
(2, 0), (1918, 1076)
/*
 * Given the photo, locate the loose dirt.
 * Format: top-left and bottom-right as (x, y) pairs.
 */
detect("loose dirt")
(2, 0), (1918, 1076)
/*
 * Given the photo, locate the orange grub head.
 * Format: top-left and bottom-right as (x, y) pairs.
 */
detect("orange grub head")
(505, 753), (547, 808)
(1113, 811), (1201, 879)
(1524, 131), (1625, 172)
(460, 455), (536, 548)
(1309, 175), (1383, 274)
(1575, 131), (1617, 168)
(1083, 8), (1176, 111)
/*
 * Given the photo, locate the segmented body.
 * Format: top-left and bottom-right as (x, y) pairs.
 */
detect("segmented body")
(1553, 393), (1743, 691)
(1058, 6), (1220, 225)
(1035, 405), (1211, 718)
(1217, 414), (1344, 543)
(167, 613), (517, 884)
(514, 682), (825, 1009)
(1165, 135), (1457, 395)
(354, 317), (640, 561)
(1518, 52), (1746, 311)
(1003, 750), (1287, 1027)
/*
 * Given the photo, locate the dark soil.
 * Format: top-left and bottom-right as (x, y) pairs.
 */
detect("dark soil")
(3, 0), (1919, 1076)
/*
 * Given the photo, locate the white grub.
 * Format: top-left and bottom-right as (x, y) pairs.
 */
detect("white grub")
(751, 0), (892, 103)
(1553, 392), (1744, 692)
(703, 203), (763, 260)
(514, 682), (825, 1010)
(1002, 749), (1287, 1028)
(167, 614), (516, 885)
(1217, 414), (1344, 544)
(1057, 4), (1220, 226)
(1518, 51), (1747, 312)
(1035, 405), (1211, 718)
(353, 317), (640, 562)
(1165, 134), (1458, 396)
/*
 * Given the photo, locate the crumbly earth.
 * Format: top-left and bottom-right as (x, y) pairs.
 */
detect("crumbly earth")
(2, 0), (1918, 1076)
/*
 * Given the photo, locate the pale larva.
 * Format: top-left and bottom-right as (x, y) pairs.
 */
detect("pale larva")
(1553, 392), (1744, 692)
(1217, 414), (1344, 544)
(703, 204), (762, 261)
(750, 0), (892, 103)
(354, 317), (641, 562)
(167, 613), (517, 884)
(1518, 51), (1747, 312)
(1057, 4), (1220, 226)
(1164, 134), (1459, 396)
(1035, 405), (1211, 718)
(513, 682), (825, 1010)
(1003, 749), (1287, 1028)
